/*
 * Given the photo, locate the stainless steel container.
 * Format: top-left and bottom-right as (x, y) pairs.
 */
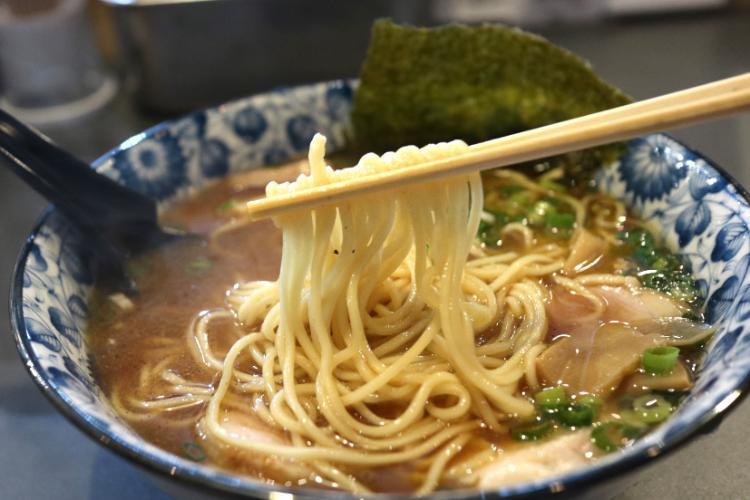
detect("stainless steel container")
(99, 0), (430, 113)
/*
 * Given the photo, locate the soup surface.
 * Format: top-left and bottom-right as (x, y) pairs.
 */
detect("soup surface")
(88, 159), (708, 494)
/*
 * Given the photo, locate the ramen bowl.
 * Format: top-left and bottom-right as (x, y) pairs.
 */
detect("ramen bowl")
(10, 80), (750, 499)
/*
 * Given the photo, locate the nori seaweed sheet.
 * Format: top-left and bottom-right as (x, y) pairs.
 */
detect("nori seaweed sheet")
(352, 20), (632, 185)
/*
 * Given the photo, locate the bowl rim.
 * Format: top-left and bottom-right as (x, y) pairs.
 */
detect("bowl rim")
(9, 80), (750, 499)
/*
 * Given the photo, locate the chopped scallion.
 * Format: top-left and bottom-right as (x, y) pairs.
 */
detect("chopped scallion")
(217, 197), (239, 213)
(545, 212), (575, 229)
(185, 256), (213, 277)
(509, 191), (533, 208)
(539, 179), (566, 193)
(631, 394), (672, 423)
(591, 422), (641, 453)
(618, 227), (701, 307)
(618, 410), (652, 431)
(511, 418), (553, 441)
(529, 200), (555, 226)
(558, 403), (594, 427)
(534, 386), (568, 411)
(621, 228), (655, 248)
(488, 210), (510, 226)
(576, 394), (603, 412)
(499, 185), (524, 197)
(651, 256), (670, 271)
(643, 346), (680, 374)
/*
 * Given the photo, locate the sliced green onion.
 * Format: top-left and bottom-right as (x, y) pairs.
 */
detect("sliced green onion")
(622, 228), (655, 248)
(529, 201), (556, 226)
(478, 224), (502, 247)
(640, 271), (671, 292)
(532, 201), (555, 215)
(591, 423), (621, 452)
(545, 212), (575, 229)
(591, 422), (641, 453)
(643, 346), (680, 374)
(651, 256), (670, 271)
(182, 442), (206, 462)
(217, 197), (239, 213)
(540, 179), (566, 193)
(185, 256), (213, 277)
(511, 419), (553, 441)
(509, 191), (533, 207)
(558, 403), (594, 427)
(534, 386), (568, 411)
(632, 394), (673, 423)
(488, 210), (510, 227)
(499, 185), (524, 197)
(632, 245), (656, 266)
(541, 196), (566, 209)
(618, 410), (652, 431)
(576, 394), (603, 412)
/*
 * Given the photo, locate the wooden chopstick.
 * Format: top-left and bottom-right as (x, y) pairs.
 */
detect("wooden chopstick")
(243, 73), (750, 220)
(469, 73), (750, 153)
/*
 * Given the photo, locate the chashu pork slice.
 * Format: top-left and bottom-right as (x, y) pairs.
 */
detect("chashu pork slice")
(198, 410), (314, 484)
(478, 431), (594, 488)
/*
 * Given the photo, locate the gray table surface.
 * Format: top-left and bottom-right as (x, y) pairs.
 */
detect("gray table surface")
(1, 11), (749, 500)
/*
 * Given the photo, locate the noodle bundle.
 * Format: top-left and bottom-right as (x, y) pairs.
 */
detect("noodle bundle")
(106, 133), (671, 493)
(196, 135), (563, 492)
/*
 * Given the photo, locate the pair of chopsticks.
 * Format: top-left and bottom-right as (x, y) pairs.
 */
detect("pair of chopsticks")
(244, 73), (750, 220)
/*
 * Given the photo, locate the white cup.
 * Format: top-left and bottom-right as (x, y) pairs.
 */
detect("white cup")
(0, 0), (116, 124)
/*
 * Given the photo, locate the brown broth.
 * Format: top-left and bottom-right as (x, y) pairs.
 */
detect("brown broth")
(87, 164), (704, 493)
(88, 172), (284, 460)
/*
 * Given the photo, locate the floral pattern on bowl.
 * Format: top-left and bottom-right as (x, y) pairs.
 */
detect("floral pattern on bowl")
(11, 80), (750, 499)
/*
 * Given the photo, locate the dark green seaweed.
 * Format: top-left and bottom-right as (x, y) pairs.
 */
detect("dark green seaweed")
(618, 227), (702, 308)
(352, 20), (632, 187)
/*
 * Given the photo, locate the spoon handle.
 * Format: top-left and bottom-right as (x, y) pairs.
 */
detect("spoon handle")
(0, 108), (161, 249)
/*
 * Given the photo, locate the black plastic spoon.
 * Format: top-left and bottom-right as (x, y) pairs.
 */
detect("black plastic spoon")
(0, 108), (184, 294)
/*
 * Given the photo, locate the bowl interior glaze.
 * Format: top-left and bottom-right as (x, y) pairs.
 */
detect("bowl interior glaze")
(11, 80), (750, 499)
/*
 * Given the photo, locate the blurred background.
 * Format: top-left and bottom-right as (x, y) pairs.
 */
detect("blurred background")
(0, 0), (748, 154)
(1, 0), (748, 157)
(0, 1), (749, 499)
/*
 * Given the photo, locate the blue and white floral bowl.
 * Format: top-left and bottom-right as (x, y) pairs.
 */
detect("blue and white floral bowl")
(10, 80), (750, 499)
